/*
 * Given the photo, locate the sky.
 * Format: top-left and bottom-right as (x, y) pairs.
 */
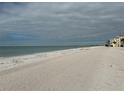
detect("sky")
(0, 2), (124, 46)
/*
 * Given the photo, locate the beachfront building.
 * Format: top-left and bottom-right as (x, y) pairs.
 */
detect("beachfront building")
(105, 36), (124, 47)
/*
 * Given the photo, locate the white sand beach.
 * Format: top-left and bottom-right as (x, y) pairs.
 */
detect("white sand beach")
(0, 46), (124, 90)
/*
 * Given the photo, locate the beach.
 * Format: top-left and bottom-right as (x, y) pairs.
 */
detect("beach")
(0, 46), (124, 90)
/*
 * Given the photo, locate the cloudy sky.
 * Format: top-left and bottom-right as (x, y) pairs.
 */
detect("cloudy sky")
(0, 2), (124, 46)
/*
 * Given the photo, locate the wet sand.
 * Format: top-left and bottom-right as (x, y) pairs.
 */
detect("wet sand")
(0, 46), (124, 90)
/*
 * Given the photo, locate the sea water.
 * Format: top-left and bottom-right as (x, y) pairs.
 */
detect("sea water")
(0, 46), (87, 57)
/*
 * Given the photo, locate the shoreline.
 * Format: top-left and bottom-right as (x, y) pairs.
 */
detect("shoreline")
(0, 45), (100, 57)
(0, 46), (98, 72)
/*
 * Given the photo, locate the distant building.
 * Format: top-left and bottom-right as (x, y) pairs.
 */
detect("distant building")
(105, 36), (124, 47)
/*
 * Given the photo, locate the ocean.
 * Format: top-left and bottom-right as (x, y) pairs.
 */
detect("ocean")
(0, 46), (89, 57)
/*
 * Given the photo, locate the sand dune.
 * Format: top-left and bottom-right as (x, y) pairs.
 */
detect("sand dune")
(0, 46), (124, 90)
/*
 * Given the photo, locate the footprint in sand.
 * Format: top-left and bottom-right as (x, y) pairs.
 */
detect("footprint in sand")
(0, 63), (4, 64)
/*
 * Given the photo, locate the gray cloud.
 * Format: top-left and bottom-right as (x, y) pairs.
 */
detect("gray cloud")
(0, 2), (124, 45)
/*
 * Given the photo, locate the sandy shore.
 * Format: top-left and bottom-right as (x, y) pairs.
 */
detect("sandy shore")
(0, 48), (80, 72)
(0, 46), (124, 90)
